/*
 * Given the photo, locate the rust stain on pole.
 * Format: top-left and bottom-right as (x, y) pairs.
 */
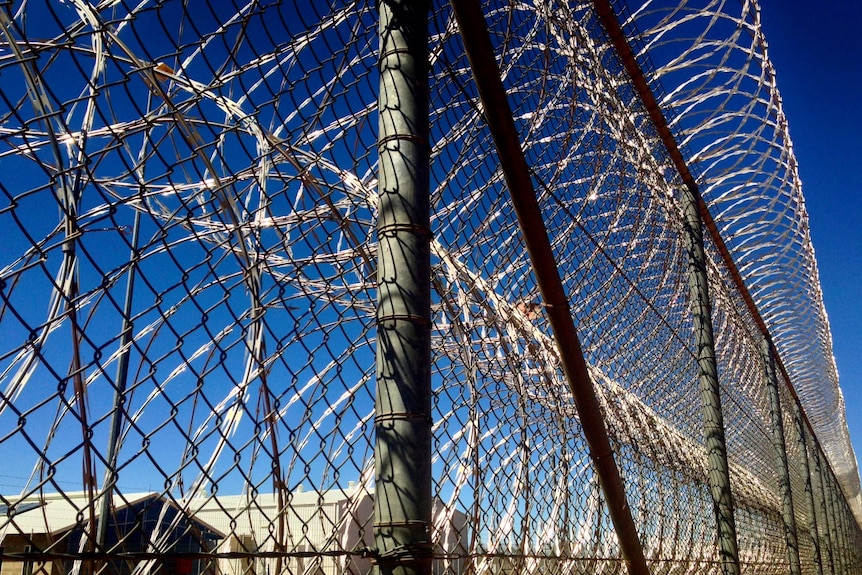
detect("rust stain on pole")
(589, 0), (854, 521)
(449, 2), (650, 574)
(588, 0), (817, 440)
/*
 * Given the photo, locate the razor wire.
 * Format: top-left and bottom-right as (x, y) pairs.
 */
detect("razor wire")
(615, 0), (862, 525)
(0, 1), (859, 575)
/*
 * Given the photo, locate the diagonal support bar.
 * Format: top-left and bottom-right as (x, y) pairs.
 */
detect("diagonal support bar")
(590, 1), (742, 573)
(449, 2), (650, 574)
(592, 0), (855, 537)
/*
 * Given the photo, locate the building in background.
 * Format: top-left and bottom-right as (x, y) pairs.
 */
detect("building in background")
(0, 493), (222, 575)
(187, 487), (467, 575)
(1, 489), (466, 575)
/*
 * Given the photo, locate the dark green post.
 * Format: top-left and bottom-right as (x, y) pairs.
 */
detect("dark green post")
(824, 470), (847, 575)
(811, 444), (836, 575)
(790, 398), (824, 575)
(843, 496), (858, 572)
(97, 210), (142, 551)
(842, 502), (854, 572)
(681, 183), (740, 575)
(759, 337), (802, 575)
(375, 1), (432, 575)
(837, 491), (852, 574)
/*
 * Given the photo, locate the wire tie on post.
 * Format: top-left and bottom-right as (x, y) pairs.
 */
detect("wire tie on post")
(376, 133), (428, 148)
(375, 313), (432, 326)
(376, 222), (434, 239)
(374, 412), (432, 425)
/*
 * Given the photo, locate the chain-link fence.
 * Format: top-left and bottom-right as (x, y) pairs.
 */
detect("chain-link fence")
(0, 1), (859, 575)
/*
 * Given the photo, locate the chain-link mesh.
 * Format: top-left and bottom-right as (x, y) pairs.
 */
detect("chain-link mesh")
(617, 0), (862, 518)
(0, 1), (859, 575)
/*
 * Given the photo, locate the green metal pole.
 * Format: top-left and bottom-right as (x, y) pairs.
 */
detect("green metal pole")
(843, 504), (855, 573)
(812, 444), (837, 575)
(759, 337), (802, 575)
(790, 398), (824, 575)
(827, 465), (847, 575)
(97, 209), (142, 552)
(852, 511), (862, 573)
(825, 470), (847, 575)
(836, 492), (852, 575)
(844, 499), (859, 573)
(375, 1), (432, 575)
(847, 508), (859, 572)
(681, 183), (741, 575)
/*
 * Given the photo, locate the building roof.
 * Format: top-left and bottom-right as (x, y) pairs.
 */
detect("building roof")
(0, 502), (41, 517)
(0, 492), (224, 539)
(1, 488), (463, 550)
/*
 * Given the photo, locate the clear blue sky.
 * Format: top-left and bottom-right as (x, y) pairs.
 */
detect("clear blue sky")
(758, 2), (862, 469)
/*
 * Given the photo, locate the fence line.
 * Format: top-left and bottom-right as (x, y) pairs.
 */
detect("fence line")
(0, 1), (860, 575)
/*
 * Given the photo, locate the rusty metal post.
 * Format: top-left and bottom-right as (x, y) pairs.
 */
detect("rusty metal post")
(448, 2), (650, 574)
(759, 337), (802, 575)
(375, 1), (432, 574)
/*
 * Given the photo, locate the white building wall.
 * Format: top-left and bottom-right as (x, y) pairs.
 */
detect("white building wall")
(186, 490), (465, 575)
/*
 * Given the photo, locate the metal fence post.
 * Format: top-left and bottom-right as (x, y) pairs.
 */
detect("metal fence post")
(375, 1), (432, 574)
(680, 182), (741, 575)
(835, 493), (851, 575)
(759, 337), (802, 575)
(844, 498), (859, 572)
(825, 471), (847, 575)
(851, 509), (862, 572)
(790, 397), (825, 575)
(590, 2), (740, 571)
(448, 2), (651, 574)
(97, 209), (142, 552)
(811, 443), (837, 575)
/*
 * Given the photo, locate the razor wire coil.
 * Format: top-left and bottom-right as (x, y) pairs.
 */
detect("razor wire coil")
(0, 1), (860, 575)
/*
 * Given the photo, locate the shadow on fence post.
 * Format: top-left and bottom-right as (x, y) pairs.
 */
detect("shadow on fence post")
(374, 1), (432, 575)
(680, 181), (741, 575)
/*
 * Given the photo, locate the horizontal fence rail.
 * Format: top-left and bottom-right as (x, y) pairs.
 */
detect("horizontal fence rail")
(0, 1), (860, 575)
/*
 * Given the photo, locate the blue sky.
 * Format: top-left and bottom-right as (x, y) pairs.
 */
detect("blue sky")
(0, 0), (857, 502)
(758, 2), (862, 468)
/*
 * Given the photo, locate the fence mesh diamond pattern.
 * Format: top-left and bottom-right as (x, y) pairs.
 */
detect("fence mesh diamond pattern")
(0, 1), (859, 575)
